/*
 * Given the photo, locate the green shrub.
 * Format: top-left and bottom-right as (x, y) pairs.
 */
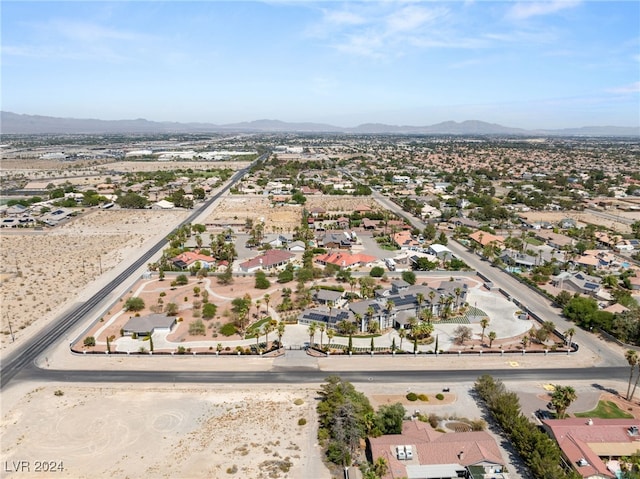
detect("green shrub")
(54, 390), (64, 396)
(406, 392), (418, 401)
(436, 393), (445, 401)
(220, 323), (237, 336)
(418, 394), (429, 402)
(298, 418), (307, 426)
(293, 398), (304, 406)
(83, 336), (96, 347)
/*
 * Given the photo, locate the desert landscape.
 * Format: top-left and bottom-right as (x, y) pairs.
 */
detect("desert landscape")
(0, 383), (326, 479)
(0, 209), (189, 349)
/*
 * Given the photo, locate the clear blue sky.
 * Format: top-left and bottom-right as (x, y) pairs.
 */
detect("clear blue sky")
(2, 1), (639, 129)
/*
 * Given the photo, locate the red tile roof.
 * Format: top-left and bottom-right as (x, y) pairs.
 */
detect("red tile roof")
(315, 251), (377, 268)
(239, 249), (295, 270)
(369, 421), (505, 479)
(543, 418), (640, 479)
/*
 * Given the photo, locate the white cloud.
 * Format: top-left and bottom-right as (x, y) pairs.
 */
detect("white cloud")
(508, 1), (581, 20)
(607, 82), (640, 94)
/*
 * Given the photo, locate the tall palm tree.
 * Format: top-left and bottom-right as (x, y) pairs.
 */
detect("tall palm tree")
(626, 350), (638, 400)
(416, 293), (424, 317)
(319, 323), (326, 349)
(326, 328), (335, 348)
(480, 317), (489, 341)
(263, 294), (271, 315)
(428, 290), (436, 316)
(264, 320), (275, 349)
(385, 300), (395, 329)
(277, 321), (286, 349)
(631, 362), (640, 402)
(488, 331), (497, 348)
(565, 327), (576, 349)
(398, 328), (406, 351)
(454, 287), (462, 313)
(308, 322), (317, 347)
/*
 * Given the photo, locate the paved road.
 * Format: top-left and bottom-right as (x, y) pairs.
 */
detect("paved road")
(13, 363), (629, 385)
(0, 156), (265, 390)
(370, 190), (625, 368)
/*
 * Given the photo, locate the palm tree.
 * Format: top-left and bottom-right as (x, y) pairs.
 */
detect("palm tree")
(277, 321), (285, 349)
(488, 331), (497, 348)
(521, 336), (529, 349)
(264, 320), (275, 349)
(373, 457), (389, 477)
(326, 328), (335, 348)
(416, 293), (424, 317)
(565, 327), (576, 349)
(319, 323), (326, 349)
(428, 290), (436, 315)
(631, 362), (640, 402)
(354, 313), (363, 333)
(454, 287), (462, 313)
(398, 328), (406, 351)
(480, 317), (489, 341)
(308, 322), (317, 347)
(626, 350), (638, 400)
(551, 385), (577, 419)
(385, 300), (395, 329)
(263, 294), (271, 315)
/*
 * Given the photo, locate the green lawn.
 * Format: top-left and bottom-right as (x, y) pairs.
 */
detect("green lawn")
(524, 237), (544, 246)
(574, 400), (634, 419)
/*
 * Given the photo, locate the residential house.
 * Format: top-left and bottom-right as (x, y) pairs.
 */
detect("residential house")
(552, 272), (602, 296)
(314, 289), (346, 308)
(393, 230), (420, 250)
(369, 420), (507, 479)
(468, 230), (505, 249)
(537, 231), (575, 250)
(427, 244), (454, 260)
(171, 251), (216, 270)
(449, 217), (480, 229)
(499, 250), (538, 269)
(542, 418), (640, 479)
(287, 240), (306, 252)
(238, 250), (295, 273)
(297, 306), (353, 331)
(315, 251), (377, 269)
(122, 313), (176, 337)
(318, 232), (352, 249)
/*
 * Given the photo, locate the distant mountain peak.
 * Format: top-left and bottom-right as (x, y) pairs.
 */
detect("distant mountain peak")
(1, 111), (638, 136)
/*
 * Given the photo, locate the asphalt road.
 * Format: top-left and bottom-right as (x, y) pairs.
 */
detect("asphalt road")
(0, 157), (263, 390)
(371, 190), (625, 368)
(12, 364), (630, 385)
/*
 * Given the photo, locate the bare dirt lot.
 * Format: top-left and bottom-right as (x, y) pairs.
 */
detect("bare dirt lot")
(205, 195), (381, 233)
(0, 384), (326, 479)
(0, 209), (189, 348)
(95, 161), (250, 173)
(519, 211), (634, 234)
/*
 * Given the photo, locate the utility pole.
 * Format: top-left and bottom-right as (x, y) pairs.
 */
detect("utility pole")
(6, 312), (15, 342)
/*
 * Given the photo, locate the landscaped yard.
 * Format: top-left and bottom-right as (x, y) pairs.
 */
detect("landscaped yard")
(574, 400), (634, 419)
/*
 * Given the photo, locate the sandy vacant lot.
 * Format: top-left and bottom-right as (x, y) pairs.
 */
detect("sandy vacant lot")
(205, 195), (381, 233)
(520, 211), (635, 234)
(0, 209), (188, 348)
(0, 384), (326, 479)
(95, 161), (250, 173)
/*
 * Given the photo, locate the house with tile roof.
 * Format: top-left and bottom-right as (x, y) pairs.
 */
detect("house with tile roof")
(171, 251), (216, 269)
(368, 420), (507, 479)
(238, 249), (295, 273)
(315, 251), (377, 269)
(542, 418), (640, 479)
(468, 230), (505, 248)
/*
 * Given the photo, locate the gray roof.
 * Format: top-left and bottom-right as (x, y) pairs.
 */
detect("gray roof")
(315, 289), (344, 303)
(123, 314), (176, 334)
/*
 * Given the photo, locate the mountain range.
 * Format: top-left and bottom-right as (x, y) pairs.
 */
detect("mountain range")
(1, 111), (638, 137)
